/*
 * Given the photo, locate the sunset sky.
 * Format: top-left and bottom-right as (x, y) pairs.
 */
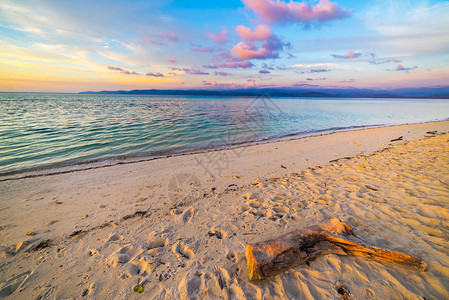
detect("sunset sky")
(1, 0), (448, 92)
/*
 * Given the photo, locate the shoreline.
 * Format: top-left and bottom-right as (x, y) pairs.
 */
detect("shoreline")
(1, 119), (447, 182)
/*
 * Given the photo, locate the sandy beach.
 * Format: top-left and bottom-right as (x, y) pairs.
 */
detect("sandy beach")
(1, 120), (448, 299)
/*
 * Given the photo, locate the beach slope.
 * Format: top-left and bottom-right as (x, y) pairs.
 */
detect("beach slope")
(0, 121), (448, 299)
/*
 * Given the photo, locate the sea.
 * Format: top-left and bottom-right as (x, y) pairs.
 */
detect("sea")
(1, 93), (448, 177)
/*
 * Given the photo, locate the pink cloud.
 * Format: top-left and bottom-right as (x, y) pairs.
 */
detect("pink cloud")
(218, 61), (254, 68)
(231, 42), (275, 59)
(230, 35), (285, 60)
(394, 64), (417, 72)
(242, 0), (351, 24)
(235, 25), (272, 41)
(207, 29), (229, 44)
(331, 50), (361, 59)
(167, 59), (177, 63)
(230, 24), (287, 60)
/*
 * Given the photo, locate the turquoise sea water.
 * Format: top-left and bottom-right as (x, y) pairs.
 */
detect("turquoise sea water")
(1, 93), (448, 176)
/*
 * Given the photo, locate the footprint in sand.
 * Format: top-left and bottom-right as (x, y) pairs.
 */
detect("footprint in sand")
(127, 257), (152, 276)
(173, 242), (194, 260)
(106, 232), (124, 244)
(208, 228), (227, 240)
(88, 249), (101, 257)
(147, 237), (168, 249)
(179, 207), (196, 224)
(273, 206), (290, 213)
(178, 272), (205, 299)
(0, 271), (32, 297)
(226, 250), (238, 263)
(234, 205), (251, 212)
(249, 200), (263, 208)
(108, 245), (143, 267)
(214, 268), (231, 291)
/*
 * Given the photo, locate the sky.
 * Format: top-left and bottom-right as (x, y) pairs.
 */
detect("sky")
(0, 0), (448, 92)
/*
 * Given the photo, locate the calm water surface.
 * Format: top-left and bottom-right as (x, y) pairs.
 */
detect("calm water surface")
(1, 93), (448, 176)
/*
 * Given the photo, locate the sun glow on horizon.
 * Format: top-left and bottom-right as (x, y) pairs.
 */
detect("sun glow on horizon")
(1, 0), (448, 92)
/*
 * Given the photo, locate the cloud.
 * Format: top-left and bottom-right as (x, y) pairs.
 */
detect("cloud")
(331, 50), (361, 59)
(230, 25), (287, 60)
(191, 46), (215, 53)
(391, 64), (418, 72)
(183, 68), (209, 75)
(170, 67), (209, 74)
(207, 29), (228, 44)
(167, 59), (177, 63)
(215, 71), (233, 76)
(262, 63), (275, 70)
(107, 66), (140, 75)
(296, 68), (331, 74)
(202, 65), (218, 69)
(231, 42), (277, 59)
(235, 25), (272, 41)
(146, 72), (164, 77)
(308, 69), (331, 73)
(293, 63), (347, 69)
(369, 58), (401, 65)
(277, 65), (291, 70)
(242, 0), (351, 25)
(336, 78), (355, 83)
(203, 61), (254, 69)
(220, 61), (254, 68)
(306, 77), (326, 81)
(205, 27), (285, 68)
(201, 80), (244, 89)
(293, 63), (346, 74)
(259, 69), (271, 74)
(202, 80), (217, 86)
(245, 79), (256, 88)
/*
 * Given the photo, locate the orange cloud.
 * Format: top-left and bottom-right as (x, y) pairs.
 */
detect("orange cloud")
(235, 25), (272, 41)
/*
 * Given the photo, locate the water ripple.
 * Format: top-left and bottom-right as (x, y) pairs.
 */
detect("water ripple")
(0, 93), (448, 175)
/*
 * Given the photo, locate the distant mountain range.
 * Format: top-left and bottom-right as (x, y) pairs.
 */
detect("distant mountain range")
(79, 86), (449, 99)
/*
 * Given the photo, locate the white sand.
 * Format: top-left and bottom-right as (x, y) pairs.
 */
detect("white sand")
(0, 120), (448, 299)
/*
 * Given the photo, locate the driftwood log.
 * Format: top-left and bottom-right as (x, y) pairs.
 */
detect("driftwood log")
(246, 218), (427, 280)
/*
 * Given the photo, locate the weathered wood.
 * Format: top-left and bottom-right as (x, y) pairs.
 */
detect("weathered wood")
(246, 218), (427, 280)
